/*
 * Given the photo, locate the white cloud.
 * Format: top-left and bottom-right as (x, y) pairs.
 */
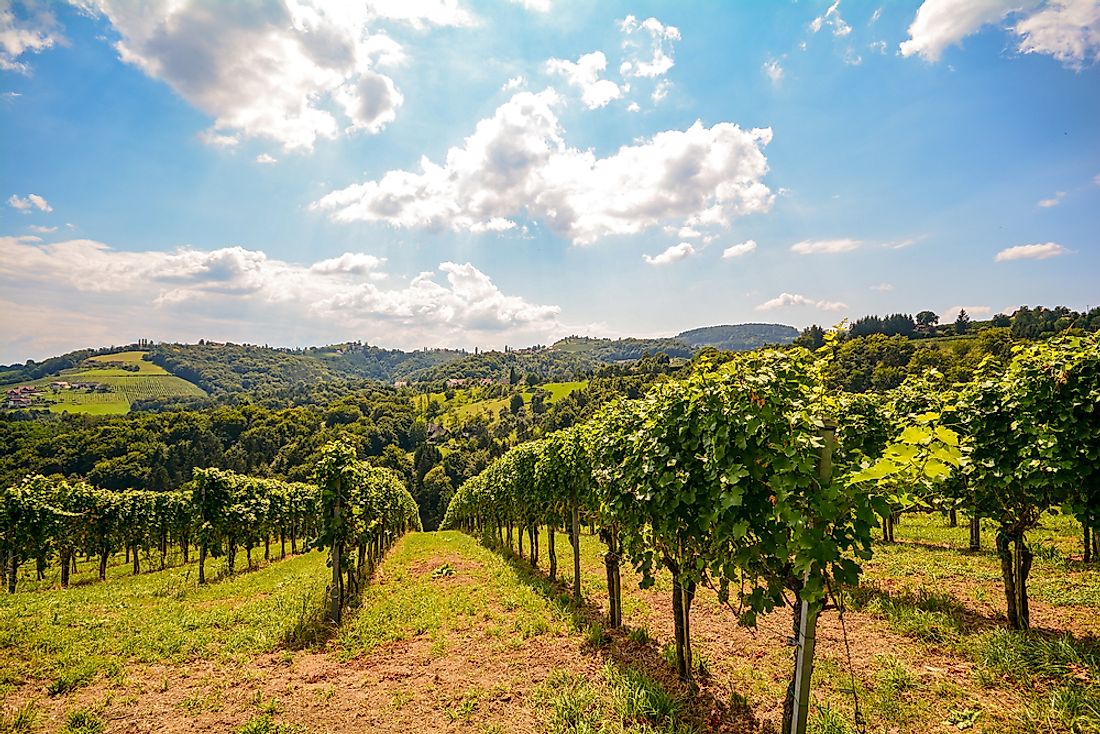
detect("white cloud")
(1014, 0), (1100, 68)
(626, 101), (641, 112)
(943, 305), (993, 321)
(650, 79), (671, 102)
(755, 292), (848, 311)
(722, 240), (757, 258)
(619, 15), (681, 78)
(881, 236), (923, 249)
(643, 242), (695, 266)
(1095, 173), (1100, 185)
(79, 0), (472, 151)
(870, 282), (894, 291)
(811, 0), (853, 37)
(546, 51), (622, 109)
(501, 75), (525, 92)
(309, 252), (387, 277)
(256, 153), (278, 164)
(871, 8), (883, 24)
(28, 225), (57, 233)
(1037, 191), (1065, 206)
(763, 58), (784, 85)
(0, 2), (62, 73)
(900, 0), (1099, 68)
(7, 193), (51, 213)
(994, 242), (1070, 260)
(790, 238), (861, 254)
(508, 0), (552, 12)
(198, 129), (240, 148)
(313, 89), (775, 246)
(0, 236), (562, 361)
(900, 0), (1023, 61)
(870, 39), (888, 53)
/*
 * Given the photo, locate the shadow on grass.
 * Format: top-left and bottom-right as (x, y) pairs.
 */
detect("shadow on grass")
(843, 580), (1003, 642)
(485, 534), (764, 734)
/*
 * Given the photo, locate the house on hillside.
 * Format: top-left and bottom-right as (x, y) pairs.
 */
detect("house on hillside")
(426, 422), (449, 443)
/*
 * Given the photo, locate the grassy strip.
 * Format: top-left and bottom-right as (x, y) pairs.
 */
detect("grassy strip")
(0, 552), (329, 696)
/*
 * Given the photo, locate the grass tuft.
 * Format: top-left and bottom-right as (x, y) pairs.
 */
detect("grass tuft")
(59, 709), (104, 734)
(0, 702), (38, 734)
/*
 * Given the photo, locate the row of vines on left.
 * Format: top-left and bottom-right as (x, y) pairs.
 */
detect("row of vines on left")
(0, 472), (319, 593)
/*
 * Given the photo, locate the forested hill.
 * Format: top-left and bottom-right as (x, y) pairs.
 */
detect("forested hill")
(2, 322), (798, 396)
(408, 348), (600, 383)
(303, 343), (464, 382)
(676, 323), (800, 351)
(550, 336), (695, 361)
(147, 342), (467, 395)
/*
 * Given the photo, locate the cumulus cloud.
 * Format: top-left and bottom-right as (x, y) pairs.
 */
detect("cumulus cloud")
(763, 58), (784, 85)
(619, 15), (681, 78)
(755, 292), (848, 311)
(8, 193), (51, 212)
(79, 0), (473, 150)
(1037, 191), (1065, 206)
(870, 282), (894, 291)
(811, 0), (853, 37)
(722, 240), (757, 258)
(501, 75), (525, 92)
(1014, 0), (1100, 67)
(0, 1), (63, 73)
(256, 153), (278, 164)
(790, 238), (861, 254)
(0, 236), (562, 361)
(643, 242), (695, 266)
(900, 0), (1023, 60)
(312, 89), (775, 246)
(900, 0), (1100, 68)
(994, 242), (1070, 260)
(546, 51), (622, 109)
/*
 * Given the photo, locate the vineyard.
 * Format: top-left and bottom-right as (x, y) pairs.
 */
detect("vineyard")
(0, 335), (1098, 733)
(7, 351), (206, 415)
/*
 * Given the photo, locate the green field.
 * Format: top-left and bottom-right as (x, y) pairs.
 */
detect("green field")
(5, 351), (206, 415)
(449, 380), (588, 424)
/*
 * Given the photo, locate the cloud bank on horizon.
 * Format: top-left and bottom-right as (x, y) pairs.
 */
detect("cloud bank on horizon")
(0, 0), (1096, 362)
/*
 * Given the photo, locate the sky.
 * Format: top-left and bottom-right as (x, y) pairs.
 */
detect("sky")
(1, 0), (1098, 364)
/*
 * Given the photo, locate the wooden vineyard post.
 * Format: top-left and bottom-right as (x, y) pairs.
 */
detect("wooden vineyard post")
(571, 502), (581, 601)
(329, 473), (343, 626)
(788, 422), (834, 734)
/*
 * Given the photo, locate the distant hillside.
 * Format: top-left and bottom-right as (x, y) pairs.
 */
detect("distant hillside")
(149, 343), (339, 394)
(551, 336), (694, 361)
(303, 343), (465, 381)
(676, 323), (798, 351)
(409, 348), (599, 383)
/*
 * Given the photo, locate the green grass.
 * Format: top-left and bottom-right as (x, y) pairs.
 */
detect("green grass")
(84, 351), (171, 374)
(0, 551), (328, 695)
(336, 531), (571, 656)
(535, 664), (696, 734)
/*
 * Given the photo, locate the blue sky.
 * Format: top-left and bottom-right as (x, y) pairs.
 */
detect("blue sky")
(1, 0), (1098, 363)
